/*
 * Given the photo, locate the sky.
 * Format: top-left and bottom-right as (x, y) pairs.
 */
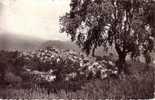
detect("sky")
(0, 0), (70, 40)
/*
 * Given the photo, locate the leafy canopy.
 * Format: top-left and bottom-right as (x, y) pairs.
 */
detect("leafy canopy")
(60, 0), (155, 59)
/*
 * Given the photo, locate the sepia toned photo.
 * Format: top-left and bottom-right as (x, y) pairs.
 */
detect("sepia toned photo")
(0, 0), (154, 99)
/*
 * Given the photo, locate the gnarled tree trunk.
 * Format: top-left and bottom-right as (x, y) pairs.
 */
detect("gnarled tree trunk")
(117, 52), (127, 74)
(92, 47), (96, 57)
(92, 44), (97, 57)
(115, 44), (128, 74)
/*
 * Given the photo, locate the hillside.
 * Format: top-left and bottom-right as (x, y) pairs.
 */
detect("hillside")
(40, 40), (117, 57)
(40, 40), (81, 52)
(0, 32), (117, 56)
(0, 33), (45, 51)
(0, 33), (81, 52)
(0, 47), (154, 99)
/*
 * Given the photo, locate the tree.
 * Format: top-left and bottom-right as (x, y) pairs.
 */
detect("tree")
(60, 0), (155, 73)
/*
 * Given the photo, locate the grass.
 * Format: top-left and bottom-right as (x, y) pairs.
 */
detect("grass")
(0, 87), (58, 99)
(0, 62), (154, 99)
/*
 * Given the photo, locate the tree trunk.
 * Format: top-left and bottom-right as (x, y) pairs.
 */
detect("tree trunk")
(115, 43), (129, 74)
(92, 47), (95, 57)
(116, 52), (128, 74)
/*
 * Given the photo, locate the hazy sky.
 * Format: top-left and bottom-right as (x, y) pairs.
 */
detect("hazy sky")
(0, 0), (70, 40)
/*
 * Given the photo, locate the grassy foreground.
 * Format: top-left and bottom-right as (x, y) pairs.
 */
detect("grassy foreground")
(0, 62), (154, 99)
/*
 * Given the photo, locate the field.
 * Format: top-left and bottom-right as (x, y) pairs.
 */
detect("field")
(0, 48), (154, 99)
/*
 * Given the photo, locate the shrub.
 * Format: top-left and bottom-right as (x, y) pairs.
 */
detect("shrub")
(4, 71), (22, 87)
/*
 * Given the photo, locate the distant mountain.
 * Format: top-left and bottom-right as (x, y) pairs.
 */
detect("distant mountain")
(0, 33), (45, 51)
(0, 33), (118, 56)
(0, 33), (81, 52)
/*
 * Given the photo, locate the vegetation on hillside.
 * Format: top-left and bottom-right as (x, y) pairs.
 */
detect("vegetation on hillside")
(0, 48), (154, 99)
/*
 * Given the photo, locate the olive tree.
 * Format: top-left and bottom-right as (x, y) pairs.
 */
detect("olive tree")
(60, 0), (155, 73)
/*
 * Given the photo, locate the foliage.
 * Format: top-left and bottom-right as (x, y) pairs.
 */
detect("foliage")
(19, 47), (117, 92)
(0, 63), (154, 99)
(0, 50), (25, 84)
(60, 0), (155, 73)
(20, 48), (117, 82)
(0, 49), (154, 98)
(4, 71), (22, 84)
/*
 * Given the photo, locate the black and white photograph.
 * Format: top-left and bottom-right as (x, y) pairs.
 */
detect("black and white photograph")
(0, 0), (154, 99)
